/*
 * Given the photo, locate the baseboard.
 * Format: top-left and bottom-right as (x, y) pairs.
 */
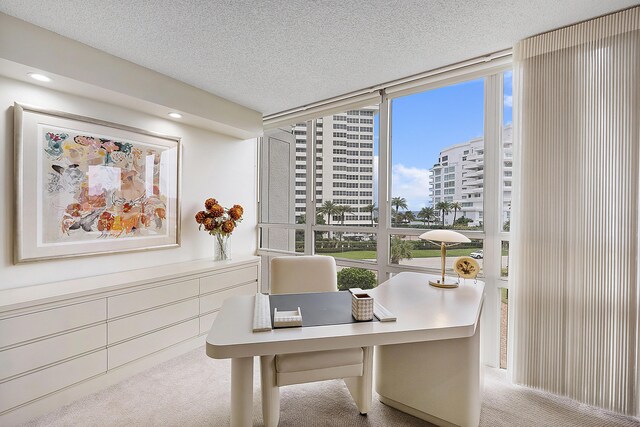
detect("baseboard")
(0, 335), (206, 426)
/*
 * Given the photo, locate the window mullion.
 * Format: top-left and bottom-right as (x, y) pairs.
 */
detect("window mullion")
(305, 120), (315, 255)
(377, 92), (391, 282)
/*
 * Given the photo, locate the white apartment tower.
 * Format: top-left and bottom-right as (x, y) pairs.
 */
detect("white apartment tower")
(429, 125), (513, 227)
(293, 106), (378, 225)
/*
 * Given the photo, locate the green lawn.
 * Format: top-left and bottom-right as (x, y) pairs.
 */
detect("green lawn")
(322, 247), (480, 260)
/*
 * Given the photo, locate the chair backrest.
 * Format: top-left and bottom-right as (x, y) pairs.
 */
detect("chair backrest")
(270, 255), (338, 294)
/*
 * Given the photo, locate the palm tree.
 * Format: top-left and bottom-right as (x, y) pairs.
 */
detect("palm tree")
(450, 202), (462, 226)
(397, 210), (415, 225)
(335, 205), (354, 226)
(333, 205), (354, 243)
(362, 203), (378, 226)
(417, 207), (435, 225)
(390, 236), (413, 264)
(391, 197), (408, 225)
(317, 200), (339, 225)
(435, 201), (451, 226)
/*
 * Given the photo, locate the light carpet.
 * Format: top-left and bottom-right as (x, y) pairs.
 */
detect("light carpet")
(22, 347), (640, 427)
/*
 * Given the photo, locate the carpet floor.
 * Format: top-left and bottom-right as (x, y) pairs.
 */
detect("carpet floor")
(22, 347), (640, 427)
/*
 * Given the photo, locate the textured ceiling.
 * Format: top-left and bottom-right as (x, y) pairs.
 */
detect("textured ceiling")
(0, 1), (637, 115)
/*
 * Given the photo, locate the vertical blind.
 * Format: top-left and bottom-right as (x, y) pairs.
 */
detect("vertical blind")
(510, 6), (640, 416)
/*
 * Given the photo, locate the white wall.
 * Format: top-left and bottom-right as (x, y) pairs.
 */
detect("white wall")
(0, 76), (257, 289)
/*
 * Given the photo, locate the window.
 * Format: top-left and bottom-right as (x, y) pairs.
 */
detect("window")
(259, 65), (512, 369)
(502, 71), (513, 231)
(391, 77), (485, 230)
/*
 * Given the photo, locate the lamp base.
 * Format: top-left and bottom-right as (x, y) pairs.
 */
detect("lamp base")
(429, 280), (459, 289)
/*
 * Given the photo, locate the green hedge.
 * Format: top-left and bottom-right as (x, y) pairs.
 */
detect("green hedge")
(337, 268), (377, 291)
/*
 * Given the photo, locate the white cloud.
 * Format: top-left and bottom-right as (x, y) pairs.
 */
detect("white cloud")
(391, 164), (432, 211)
(504, 95), (513, 108)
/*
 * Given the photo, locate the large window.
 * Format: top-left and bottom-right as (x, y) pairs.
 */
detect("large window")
(259, 62), (513, 368)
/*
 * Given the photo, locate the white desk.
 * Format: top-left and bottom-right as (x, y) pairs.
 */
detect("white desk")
(206, 272), (484, 427)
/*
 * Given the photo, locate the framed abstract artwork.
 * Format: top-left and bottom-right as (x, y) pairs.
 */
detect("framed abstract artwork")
(14, 103), (181, 263)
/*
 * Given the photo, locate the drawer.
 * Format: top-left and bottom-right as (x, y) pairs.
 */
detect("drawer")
(108, 299), (199, 344)
(199, 282), (257, 314)
(199, 311), (219, 335)
(0, 299), (106, 349)
(199, 265), (258, 294)
(108, 318), (199, 369)
(0, 349), (106, 413)
(0, 324), (106, 381)
(108, 279), (199, 318)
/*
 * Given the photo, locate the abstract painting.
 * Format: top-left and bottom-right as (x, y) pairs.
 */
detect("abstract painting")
(15, 103), (181, 263)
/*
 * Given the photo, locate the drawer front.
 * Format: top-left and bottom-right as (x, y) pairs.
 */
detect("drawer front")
(199, 282), (257, 314)
(199, 311), (219, 335)
(0, 299), (106, 349)
(108, 319), (199, 369)
(0, 324), (106, 381)
(108, 279), (199, 318)
(108, 299), (199, 344)
(0, 350), (106, 413)
(199, 265), (258, 294)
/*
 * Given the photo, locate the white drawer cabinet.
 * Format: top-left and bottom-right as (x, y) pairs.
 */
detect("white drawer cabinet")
(0, 257), (260, 424)
(108, 298), (199, 344)
(0, 299), (105, 348)
(0, 324), (106, 381)
(108, 279), (199, 318)
(0, 350), (107, 413)
(108, 319), (199, 369)
(200, 265), (258, 294)
(199, 311), (219, 335)
(200, 282), (257, 314)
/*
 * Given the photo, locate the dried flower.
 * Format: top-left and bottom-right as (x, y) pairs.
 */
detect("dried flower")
(221, 220), (235, 233)
(209, 204), (225, 218)
(228, 206), (243, 220)
(155, 207), (166, 219)
(203, 217), (217, 231)
(204, 198), (218, 210)
(195, 211), (207, 224)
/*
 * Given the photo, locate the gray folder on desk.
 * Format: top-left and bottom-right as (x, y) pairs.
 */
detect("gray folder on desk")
(269, 291), (377, 327)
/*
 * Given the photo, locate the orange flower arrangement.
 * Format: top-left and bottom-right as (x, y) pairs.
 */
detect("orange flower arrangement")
(195, 197), (243, 238)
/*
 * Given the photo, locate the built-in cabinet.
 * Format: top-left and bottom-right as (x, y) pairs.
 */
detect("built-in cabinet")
(0, 257), (259, 424)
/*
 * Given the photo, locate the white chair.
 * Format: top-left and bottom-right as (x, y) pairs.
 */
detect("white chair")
(260, 255), (373, 427)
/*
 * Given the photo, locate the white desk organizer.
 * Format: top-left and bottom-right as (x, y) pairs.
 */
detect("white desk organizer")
(351, 293), (374, 321)
(273, 307), (302, 328)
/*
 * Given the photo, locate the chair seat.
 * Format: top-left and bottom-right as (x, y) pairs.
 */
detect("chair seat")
(275, 348), (364, 386)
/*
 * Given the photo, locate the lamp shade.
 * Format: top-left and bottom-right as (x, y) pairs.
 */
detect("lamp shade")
(419, 230), (470, 244)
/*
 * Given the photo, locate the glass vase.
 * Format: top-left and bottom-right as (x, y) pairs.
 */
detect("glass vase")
(214, 234), (230, 261)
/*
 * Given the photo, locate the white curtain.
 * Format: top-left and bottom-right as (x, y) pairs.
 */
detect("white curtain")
(510, 7), (640, 416)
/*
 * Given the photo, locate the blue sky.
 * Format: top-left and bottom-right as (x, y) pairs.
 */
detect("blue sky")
(374, 72), (513, 211)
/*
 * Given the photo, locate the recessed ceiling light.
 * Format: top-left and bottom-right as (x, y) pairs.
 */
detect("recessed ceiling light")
(28, 73), (51, 82)
(168, 112), (182, 119)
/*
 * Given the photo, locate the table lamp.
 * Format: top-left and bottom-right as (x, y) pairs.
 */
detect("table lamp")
(419, 230), (471, 288)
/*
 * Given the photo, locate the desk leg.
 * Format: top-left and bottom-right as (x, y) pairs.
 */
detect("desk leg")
(230, 357), (253, 427)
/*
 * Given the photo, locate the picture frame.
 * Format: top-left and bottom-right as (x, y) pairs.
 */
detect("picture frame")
(14, 103), (181, 263)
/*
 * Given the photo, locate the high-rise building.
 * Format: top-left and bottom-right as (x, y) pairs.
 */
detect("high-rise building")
(429, 124), (512, 227)
(293, 106), (378, 225)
